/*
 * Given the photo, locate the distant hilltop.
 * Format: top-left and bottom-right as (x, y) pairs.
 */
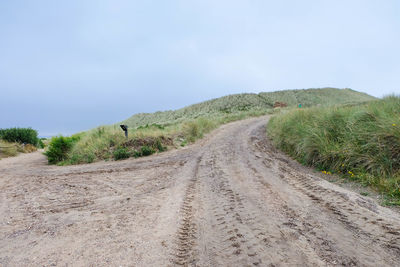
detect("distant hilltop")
(120, 88), (376, 128)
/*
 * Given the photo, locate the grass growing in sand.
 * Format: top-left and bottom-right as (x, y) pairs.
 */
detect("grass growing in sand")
(0, 140), (37, 159)
(46, 88), (375, 165)
(267, 96), (400, 205)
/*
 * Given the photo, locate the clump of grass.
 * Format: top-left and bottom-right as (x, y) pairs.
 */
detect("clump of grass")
(182, 117), (217, 142)
(132, 150), (142, 158)
(23, 144), (37, 153)
(267, 95), (400, 204)
(113, 147), (130, 160)
(0, 140), (39, 159)
(44, 135), (80, 164)
(155, 138), (166, 152)
(140, 145), (155, 156)
(0, 140), (18, 158)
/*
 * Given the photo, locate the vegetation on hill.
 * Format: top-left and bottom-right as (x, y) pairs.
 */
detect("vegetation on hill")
(47, 109), (268, 165)
(45, 88), (375, 165)
(121, 88), (374, 128)
(267, 96), (400, 205)
(0, 127), (41, 159)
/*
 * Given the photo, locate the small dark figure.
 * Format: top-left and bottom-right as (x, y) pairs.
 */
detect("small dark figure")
(120, 125), (128, 138)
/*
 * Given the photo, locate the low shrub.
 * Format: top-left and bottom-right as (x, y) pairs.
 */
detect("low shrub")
(155, 138), (166, 152)
(113, 147), (130, 160)
(0, 127), (39, 146)
(141, 145), (155, 156)
(180, 139), (188, 147)
(44, 135), (80, 164)
(86, 152), (96, 163)
(132, 150), (142, 158)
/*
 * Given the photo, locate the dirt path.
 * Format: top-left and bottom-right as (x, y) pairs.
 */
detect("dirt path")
(1, 116), (400, 266)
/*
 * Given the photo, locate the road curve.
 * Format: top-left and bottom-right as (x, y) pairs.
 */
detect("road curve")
(1, 116), (400, 266)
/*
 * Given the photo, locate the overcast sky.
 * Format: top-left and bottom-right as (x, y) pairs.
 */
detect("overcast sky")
(1, 0), (399, 136)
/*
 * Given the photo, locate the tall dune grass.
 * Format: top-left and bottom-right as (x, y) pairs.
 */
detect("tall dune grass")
(267, 96), (400, 204)
(0, 140), (38, 159)
(46, 88), (375, 165)
(0, 140), (18, 158)
(60, 109), (269, 165)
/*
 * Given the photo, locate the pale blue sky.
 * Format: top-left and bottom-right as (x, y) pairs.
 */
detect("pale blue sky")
(1, 0), (399, 136)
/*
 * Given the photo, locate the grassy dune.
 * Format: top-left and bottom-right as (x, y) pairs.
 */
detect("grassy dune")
(267, 96), (400, 204)
(121, 88), (374, 128)
(47, 88), (375, 165)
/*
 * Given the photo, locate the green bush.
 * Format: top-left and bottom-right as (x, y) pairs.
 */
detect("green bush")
(141, 145), (155, 156)
(44, 135), (80, 164)
(113, 147), (130, 160)
(86, 152), (96, 163)
(68, 154), (83, 164)
(155, 138), (166, 152)
(0, 127), (39, 146)
(132, 150), (142, 158)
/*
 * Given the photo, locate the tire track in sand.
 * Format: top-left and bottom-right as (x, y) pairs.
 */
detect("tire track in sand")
(171, 156), (202, 266)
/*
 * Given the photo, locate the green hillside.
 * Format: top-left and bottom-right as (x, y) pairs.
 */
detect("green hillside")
(268, 96), (400, 205)
(121, 88), (375, 128)
(45, 88), (375, 165)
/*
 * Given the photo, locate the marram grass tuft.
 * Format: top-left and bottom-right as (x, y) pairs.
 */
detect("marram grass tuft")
(267, 95), (400, 203)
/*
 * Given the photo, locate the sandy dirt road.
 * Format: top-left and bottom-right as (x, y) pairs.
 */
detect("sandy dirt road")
(1, 116), (400, 266)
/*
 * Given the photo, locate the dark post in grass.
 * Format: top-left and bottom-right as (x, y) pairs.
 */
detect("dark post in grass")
(120, 125), (128, 138)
